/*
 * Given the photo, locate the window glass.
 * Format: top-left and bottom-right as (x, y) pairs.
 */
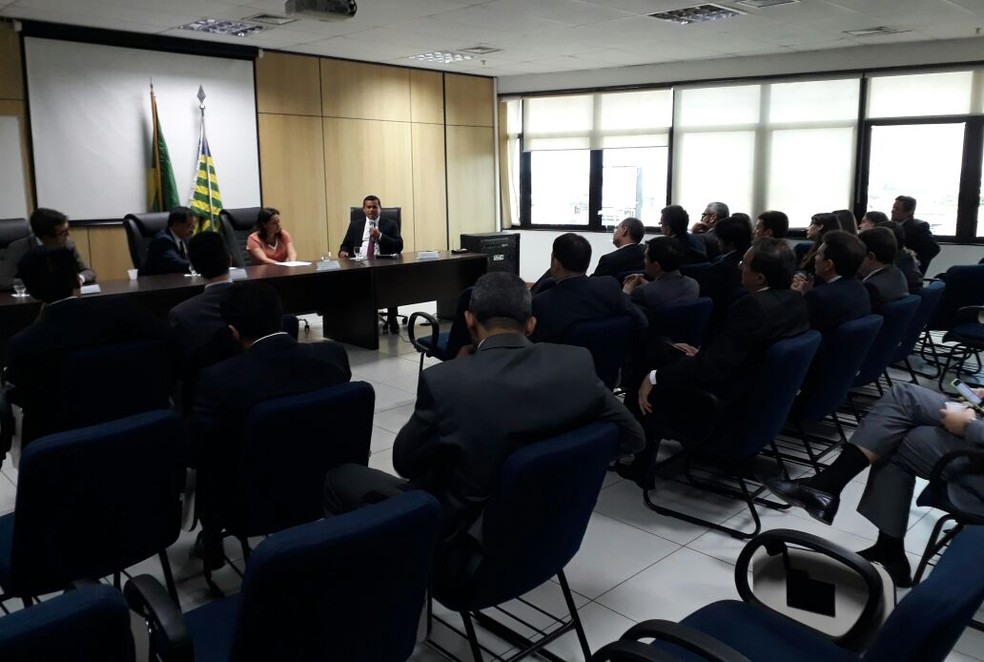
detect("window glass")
(676, 85), (760, 127)
(767, 128), (855, 229)
(868, 71), (974, 118)
(524, 95), (593, 135)
(530, 149), (591, 225)
(598, 89), (672, 131)
(769, 79), (860, 124)
(601, 147), (668, 226)
(674, 131), (755, 219)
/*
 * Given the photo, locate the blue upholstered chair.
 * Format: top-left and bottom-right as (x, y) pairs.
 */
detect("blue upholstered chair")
(430, 422), (619, 661)
(890, 279), (945, 383)
(0, 411), (185, 606)
(643, 331), (822, 539)
(127, 491), (442, 662)
(0, 584), (135, 662)
(851, 295), (921, 395)
(556, 315), (637, 390)
(591, 526), (984, 661)
(645, 296), (713, 348)
(202, 382), (374, 588)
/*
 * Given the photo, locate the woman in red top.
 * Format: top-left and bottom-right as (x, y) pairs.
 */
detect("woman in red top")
(246, 207), (296, 265)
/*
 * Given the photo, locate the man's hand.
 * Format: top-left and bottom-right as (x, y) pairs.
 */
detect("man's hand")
(941, 406), (977, 437)
(338, 250), (350, 258)
(691, 222), (708, 234)
(672, 342), (699, 357)
(791, 273), (812, 294)
(622, 274), (646, 294)
(638, 376), (654, 415)
(369, 226), (382, 241)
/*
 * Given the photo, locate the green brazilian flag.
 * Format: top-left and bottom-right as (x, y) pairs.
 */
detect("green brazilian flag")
(149, 89), (180, 212)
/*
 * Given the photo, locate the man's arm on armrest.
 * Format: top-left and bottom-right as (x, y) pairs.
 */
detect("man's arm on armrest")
(598, 385), (645, 456)
(392, 376), (440, 478)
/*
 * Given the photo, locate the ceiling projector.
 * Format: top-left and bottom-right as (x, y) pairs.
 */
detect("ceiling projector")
(285, 0), (357, 21)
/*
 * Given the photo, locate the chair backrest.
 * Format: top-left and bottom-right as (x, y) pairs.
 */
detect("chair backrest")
(349, 206), (402, 231)
(864, 525), (984, 661)
(0, 217), (31, 255)
(230, 491), (442, 662)
(556, 315), (636, 389)
(9, 411), (185, 596)
(219, 207), (261, 268)
(853, 295), (921, 387)
(793, 315), (884, 423)
(0, 584), (135, 662)
(680, 261), (713, 283)
(719, 330), (821, 456)
(930, 264), (984, 331)
(646, 297), (714, 347)
(53, 339), (173, 434)
(123, 212), (170, 269)
(794, 241), (814, 263)
(224, 382), (375, 536)
(442, 422), (617, 610)
(893, 280), (946, 363)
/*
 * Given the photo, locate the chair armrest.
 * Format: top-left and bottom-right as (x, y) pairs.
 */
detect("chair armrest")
(612, 620), (750, 662)
(956, 306), (984, 325)
(590, 639), (679, 661)
(408, 311), (440, 356)
(734, 529), (883, 651)
(928, 449), (984, 485)
(123, 574), (193, 662)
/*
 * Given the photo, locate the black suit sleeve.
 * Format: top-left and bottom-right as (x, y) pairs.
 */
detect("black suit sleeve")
(592, 253), (616, 278)
(392, 374), (440, 479)
(339, 220), (359, 255)
(378, 217), (403, 254)
(0, 239), (27, 290)
(906, 221), (940, 274)
(142, 236), (189, 275)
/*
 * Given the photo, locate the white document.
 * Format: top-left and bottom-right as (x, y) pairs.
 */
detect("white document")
(417, 251), (440, 260)
(80, 284), (101, 295)
(274, 261), (312, 267)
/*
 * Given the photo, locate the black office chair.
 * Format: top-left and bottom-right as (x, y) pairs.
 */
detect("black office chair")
(122, 212), (171, 270)
(349, 206), (405, 333)
(218, 207), (261, 268)
(0, 218), (31, 262)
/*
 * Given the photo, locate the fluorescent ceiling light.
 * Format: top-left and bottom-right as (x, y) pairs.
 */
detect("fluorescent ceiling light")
(179, 18), (267, 37)
(408, 51), (475, 64)
(648, 4), (745, 25)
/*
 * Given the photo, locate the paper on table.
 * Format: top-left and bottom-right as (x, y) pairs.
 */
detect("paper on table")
(229, 268), (248, 280)
(274, 261), (312, 267)
(80, 284), (101, 295)
(417, 251), (440, 260)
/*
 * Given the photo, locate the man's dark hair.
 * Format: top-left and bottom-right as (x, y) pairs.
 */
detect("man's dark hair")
(748, 238), (796, 289)
(220, 281), (284, 340)
(363, 195), (381, 206)
(621, 217), (644, 243)
(645, 236), (683, 272)
(757, 210), (789, 238)
(860, 226), (899, 264)
(167, 206), (195, 228)
(552, 233), (591, 274)
(469, 272), (531, 329)
(876, 219), (906, 253)
(833, 209), (858, 235)
(864, 211), (890, 225)
(895, 195), (917, 214)
(188, 231), (231, 279)
(28, 208), (68, 239)
(660, 205), (689, 237)
(17, 246), (77, 303)
(714, 216), (752, 254)
(706, 202), (729, 219)
(820, 230), (865, 277)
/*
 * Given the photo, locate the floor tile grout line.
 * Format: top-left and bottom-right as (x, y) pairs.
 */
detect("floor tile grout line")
(587, 541), (690, 606)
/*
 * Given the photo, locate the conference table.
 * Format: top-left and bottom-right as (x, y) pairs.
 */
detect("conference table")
(0, 251), (488, 356)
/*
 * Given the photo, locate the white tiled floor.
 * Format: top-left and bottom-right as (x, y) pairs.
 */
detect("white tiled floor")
(1, 310), (982, 661)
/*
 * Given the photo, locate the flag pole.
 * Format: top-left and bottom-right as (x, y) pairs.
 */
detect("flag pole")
(150, 79), (162, 211)
(197, 85), (211, 232)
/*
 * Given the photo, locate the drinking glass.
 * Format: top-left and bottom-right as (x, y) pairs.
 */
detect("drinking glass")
(11, 278), (27, 298)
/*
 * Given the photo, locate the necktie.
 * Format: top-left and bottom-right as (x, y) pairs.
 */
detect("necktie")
(178, 240), (187, 259)
(367, 222), (376, 258)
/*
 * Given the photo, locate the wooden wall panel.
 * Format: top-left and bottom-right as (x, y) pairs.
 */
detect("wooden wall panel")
(411, 123), (447, 251)
(445, 74), (494, 127)
(258, 113), (329, 261)
(71, 227), (91, 270)
(87, 225), (131, 281)
(410, 69), (444, 125)
(256, 52), (322, 117)
(321, 59), (411, 122)
(0, 25), (23, 101)
(447, 126), (496, 244)
(322, 117), (414, 252)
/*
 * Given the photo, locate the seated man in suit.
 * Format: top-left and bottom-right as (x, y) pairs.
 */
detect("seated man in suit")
(339, 194), (404, 333)
(791, 230), (870, 334)
(139, 206), (197, 276)
(593, 216), (646, 282)
(323, 271), (644, 575)
(0, 208), (95, 290)
(169, 231), (234, 357)
(877, 220), (923, 294)
(691, 201), (729, 261)
(530, 233), (647, 343)
(891, 195), (940, 275)
(622, 237), (698, 312)
(5, 247), (164, 446)
(700, 215), (751, 337)
(660, 205), (707, 265)
(768, 382), (984, 588)
(859, 226), (910, 312)
(753, 210), (789, 240)
(192, 281), (351, 565)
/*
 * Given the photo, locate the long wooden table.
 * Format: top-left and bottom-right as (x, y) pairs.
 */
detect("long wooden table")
(0, 252), (487, 354)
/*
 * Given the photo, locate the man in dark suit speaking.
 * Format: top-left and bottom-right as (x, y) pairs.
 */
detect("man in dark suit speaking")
(140, 207), (197, 276)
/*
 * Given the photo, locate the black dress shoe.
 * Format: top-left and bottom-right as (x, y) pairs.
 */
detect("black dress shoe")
(858, 546), (913, 588)
(767, 478), (839, 525)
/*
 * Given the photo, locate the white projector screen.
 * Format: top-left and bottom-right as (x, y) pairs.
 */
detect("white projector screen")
(24, 37), (260, 220)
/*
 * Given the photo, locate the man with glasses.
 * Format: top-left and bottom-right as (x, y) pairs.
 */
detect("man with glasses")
(691, 201), (729, 260)
(0, 207), (95, 290)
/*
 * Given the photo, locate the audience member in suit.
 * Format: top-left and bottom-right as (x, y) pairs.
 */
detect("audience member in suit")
(5, 247), (164, 447)
(700, 216), (752, 336)
(339, 194), (404, 332)
(691, 201), (729, 261)
(246, 207), (296, 265)
(192, 281), (351, 566)
(798, 213), (842, 278)
(859, 226), (910, 312)
(139, 206), (196, 276)
(891, 195), (940, 275)
(323, 272), (645, 575)
(792, 230), (871, 333)
(0, 208), (95, 290)
(530, 233), (647, 343)
(768, 382), (984, 588)
(754, 210), (789, 240)
(622, 237), (699, 312)
(833, 208), (859, 235)
(858, 211), (884, 232)
(660, 205), (707, 265)
(878, 219), (923, 294)
(593, 217), (646, 282)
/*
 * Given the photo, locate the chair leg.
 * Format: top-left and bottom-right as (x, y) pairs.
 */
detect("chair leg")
(460, 610), (484, 662)
(558, 570), (591, 660)
(913, 517), (961, 585)
(158, 549), (178, 603)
